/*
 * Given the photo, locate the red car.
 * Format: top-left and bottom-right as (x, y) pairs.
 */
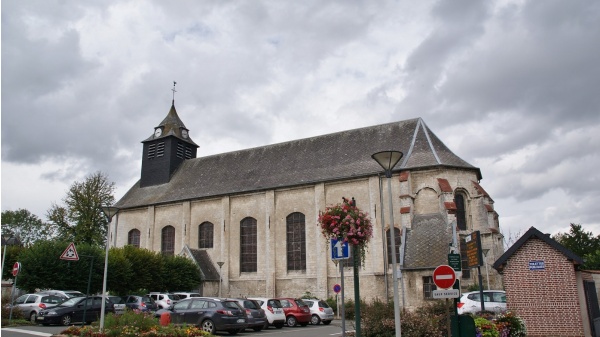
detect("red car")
(277, 298), (311, 327)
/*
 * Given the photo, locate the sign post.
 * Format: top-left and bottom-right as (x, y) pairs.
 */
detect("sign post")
(331, 239), (349, 337)
(465, 231), (485, 312)
(9, 262), (22, 324)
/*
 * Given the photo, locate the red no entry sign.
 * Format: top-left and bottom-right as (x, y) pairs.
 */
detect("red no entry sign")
(12, 262), (21, 277)
(433, 265), (456, 289)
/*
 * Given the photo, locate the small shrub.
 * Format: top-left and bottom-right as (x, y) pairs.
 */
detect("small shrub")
(475, 316), (499, 337)
(326, 296), (338, 314)
(495, 311), (526, 337)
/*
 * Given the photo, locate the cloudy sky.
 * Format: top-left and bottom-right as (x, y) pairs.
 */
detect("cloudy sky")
(2, 0), (599, 240)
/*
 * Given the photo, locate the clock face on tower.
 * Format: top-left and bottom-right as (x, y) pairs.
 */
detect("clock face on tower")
(154, 128), (162, 137)
(182, 129), (188, 138)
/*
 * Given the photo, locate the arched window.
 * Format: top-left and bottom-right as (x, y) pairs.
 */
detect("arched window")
(386, 227), (401, 265)
(161, 226), (175, 256)
(198, 222), (214, 248)
(240, 217), (257, 272)
(286, 212), (306, 271)
(455, 193), (467, 230)
(128, 229), (140, 247)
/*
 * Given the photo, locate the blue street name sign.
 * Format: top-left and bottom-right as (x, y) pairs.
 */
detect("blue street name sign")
(331, 238), (350, 260)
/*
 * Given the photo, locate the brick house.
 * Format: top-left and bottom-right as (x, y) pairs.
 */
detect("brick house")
(111, 100), (504, 308)
(493, 226), (600, 337)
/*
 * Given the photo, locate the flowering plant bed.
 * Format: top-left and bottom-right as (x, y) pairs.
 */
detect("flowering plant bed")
(318, 197), (373, 262)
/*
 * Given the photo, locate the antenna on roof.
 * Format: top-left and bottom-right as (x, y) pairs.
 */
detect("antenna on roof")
(171, 81), (177, 104)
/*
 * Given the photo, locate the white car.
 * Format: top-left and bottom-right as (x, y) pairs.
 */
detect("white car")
(147, 292), (181, 309)
(457, 290), (506, 314)
(303, 299), (334, 325)
(173, 292), (202, 299)
(248, 297), (285, 329)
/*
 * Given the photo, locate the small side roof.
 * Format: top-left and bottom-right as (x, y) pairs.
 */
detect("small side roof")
(492, 226), (584, 273)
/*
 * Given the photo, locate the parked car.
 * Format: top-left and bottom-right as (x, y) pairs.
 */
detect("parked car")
(248, 297), (285, 329)
(276, 298), (311, 327)
(173, 292), (202, 299)
(37, 290), (85, 299)
(8, 293), (64, 323)
(232, 298), (267, 331)
(156, 297), (247, 335)
(303, 299), (334, 325)
(122, 295), (158, 312)
(457, 290), (507, 314)
(147, 292), (181, 309)
(36, 296), (115, 326)
(107, 296), (127, 314)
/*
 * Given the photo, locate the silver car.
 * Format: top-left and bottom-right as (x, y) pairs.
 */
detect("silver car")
(303, 299), (334, 325)
(10, 293), (65, 323)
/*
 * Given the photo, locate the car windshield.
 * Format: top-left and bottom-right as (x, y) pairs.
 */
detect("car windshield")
(141, 296), (154, 303)
(60, 297), (85, 307)
(267, 299), (282, 308)
(108, 297), (125, 304)
(295, 299), (307, 307)
(319, 300), (330, 308)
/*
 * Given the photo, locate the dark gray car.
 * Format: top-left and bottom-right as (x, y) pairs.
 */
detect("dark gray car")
(232, 298), (267, 331)
(159, 297), (248, 335)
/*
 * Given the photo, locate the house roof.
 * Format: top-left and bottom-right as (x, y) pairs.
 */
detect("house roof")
(403, 213), (453, 269)
(116, 117), (480, 209)
(492, 226), (584, 273)
(181, 245), (221, 281)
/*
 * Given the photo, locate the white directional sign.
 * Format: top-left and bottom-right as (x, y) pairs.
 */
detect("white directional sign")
(432, 289), (460, 299)
(331, 238), (350, 260)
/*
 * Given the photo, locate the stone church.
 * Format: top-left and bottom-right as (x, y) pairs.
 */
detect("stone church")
(112, 100), (504, 309)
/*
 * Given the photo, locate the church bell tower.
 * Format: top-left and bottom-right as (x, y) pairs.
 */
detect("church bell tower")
(140, 89), (198, 187)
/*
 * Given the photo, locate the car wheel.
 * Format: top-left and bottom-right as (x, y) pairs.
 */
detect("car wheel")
(275, 322), (284, 329)
(61, 314), (72, 326)
(323, 320), (332, 325)
(30, 312), (37, 324)
(286, 315), (297, 327)
(200, 319), (216, 334)
(311, 314), (321, 325)
(263, 321), (270, 329)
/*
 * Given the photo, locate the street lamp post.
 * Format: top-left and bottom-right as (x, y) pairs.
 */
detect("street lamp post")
(372, 150), (404, 337)
(100, 206), (119, 332)
(217, 261), (225, 297)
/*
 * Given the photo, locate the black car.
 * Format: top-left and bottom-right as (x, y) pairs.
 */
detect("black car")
(158, 297), (247, 335)
(36, 296), (115, 326)
(233, 298), (267, 331)
(122, 295), (158, 312)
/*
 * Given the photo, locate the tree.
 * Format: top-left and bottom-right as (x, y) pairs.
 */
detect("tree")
(553, 223), (600, 270)
(46, 172), (115, 246)
(1, 209), (55, 245)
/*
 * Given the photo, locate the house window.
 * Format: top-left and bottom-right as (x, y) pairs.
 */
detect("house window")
(455, 193), (467, 230)
(423, 276), (437, 299)
(198, 222), (214, 248)
(161, 226), (175, 256)
(240, 217), (257, 272)
(286, 212), (306, 271)
(386, 227), (401, 264)
(128, 229), (140, 247)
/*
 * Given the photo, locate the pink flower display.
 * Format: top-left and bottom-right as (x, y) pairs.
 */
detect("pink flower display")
(317, 197), (373, 263)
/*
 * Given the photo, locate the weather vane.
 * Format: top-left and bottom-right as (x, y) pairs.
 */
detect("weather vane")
(172, 81), (177, 102)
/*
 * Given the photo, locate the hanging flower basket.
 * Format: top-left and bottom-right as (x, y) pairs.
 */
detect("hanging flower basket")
(318, 197), (373, 262)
